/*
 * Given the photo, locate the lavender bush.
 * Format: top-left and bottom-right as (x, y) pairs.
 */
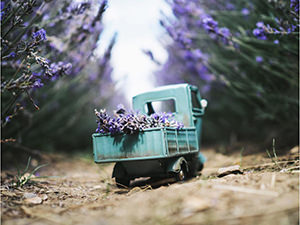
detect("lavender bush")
(95, 105), (184, 135)
(1, 0), (121, 150)
(156, 0), (299, 147)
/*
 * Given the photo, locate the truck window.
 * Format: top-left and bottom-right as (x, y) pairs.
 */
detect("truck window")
(145, 99), (176, 115)
(191, 91), (201, 109)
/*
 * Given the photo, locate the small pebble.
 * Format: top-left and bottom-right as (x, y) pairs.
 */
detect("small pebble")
(23, 192), (37, 199)
(217, 165), (243, 177)
(24, 196), (42, 205)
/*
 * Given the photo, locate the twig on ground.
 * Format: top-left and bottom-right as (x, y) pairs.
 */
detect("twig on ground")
(243, 160), (299, 170)
(270, 173), (276, 188)
(280, 166), (300, 173)
(182, 206), (298, 225)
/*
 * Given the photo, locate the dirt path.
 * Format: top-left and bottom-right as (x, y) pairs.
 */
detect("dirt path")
(1, 147), (299, 225)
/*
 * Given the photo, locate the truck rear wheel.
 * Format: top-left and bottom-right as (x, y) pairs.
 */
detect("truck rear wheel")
(115, 177), (130, 188)
(187, 155), (204, 178)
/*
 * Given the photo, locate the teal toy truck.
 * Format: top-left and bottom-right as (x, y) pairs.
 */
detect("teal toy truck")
(92, 83), (207, 187)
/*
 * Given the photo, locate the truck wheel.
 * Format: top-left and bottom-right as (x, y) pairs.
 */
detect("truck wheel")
(198, 163), (204, 172)
(115, 177), (130, 188)
(175, 164), (187, 181)
(187, 156), (204, 178)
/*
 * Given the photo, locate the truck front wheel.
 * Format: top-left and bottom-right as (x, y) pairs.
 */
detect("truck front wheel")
(175, 164), (187, 181)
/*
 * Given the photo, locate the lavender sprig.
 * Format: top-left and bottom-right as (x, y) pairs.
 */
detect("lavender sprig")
(94, 105), (184, 135)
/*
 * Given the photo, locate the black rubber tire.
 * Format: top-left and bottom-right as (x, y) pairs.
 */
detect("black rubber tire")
(198, 163), (204, 172)
(187, 154), (205, 178)
(115, 177), (130, 188)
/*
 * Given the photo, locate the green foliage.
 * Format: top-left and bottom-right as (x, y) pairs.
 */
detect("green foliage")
(266, 139), (282, 170)
(14, 156), (48, 187)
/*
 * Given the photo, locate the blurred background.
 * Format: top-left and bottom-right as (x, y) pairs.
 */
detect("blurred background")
(1, 0), (299, 163)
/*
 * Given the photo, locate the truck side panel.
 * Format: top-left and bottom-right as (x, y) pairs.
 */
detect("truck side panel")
(93, 127), (199, 163)
(93, 128), (167, 163)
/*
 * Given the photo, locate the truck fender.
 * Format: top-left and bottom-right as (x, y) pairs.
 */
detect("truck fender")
(112, 162), (127, 178)
(167, 157), (188, 173)
(198, 152), (206, 164)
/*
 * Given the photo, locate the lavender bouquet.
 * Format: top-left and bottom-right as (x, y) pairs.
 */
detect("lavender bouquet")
(95, 105), (184, 135)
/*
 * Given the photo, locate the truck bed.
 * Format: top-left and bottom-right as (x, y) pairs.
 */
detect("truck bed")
(93, 127), (199, 163)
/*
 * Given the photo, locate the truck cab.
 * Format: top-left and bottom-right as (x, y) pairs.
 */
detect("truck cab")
(133, 83), (206, 146)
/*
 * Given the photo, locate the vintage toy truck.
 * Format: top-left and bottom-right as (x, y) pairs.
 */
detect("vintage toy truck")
(92, 83), (207, 187)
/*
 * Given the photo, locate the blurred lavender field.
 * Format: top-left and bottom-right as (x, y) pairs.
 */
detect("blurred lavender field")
(155, 0), (299, 148)
(1, 0), (124, 154)
(1, 0), (298, 158)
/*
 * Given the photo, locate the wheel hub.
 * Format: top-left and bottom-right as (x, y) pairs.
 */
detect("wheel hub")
(177, 170), (185, 181)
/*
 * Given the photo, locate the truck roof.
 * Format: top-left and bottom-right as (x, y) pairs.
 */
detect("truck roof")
(133, 83), (192, 100)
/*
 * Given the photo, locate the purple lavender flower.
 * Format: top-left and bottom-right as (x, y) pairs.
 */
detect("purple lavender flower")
(253, 28), (267, 40)
(32, 29), (47, 42)
(241, 8), (250, 16)
(49, 61), (72, 78)
(43, 14), (50, 21)
(256, 56), (263, 63)
(256, 21), (264, 28)
(218, 27), (231, 39)
(199, 72), (214, 82)
(33, 79), (44, 88)
(272, 28), (280, 34)
(198, 14), (232, 44)
(252, 28), (261, 36)
(32, 72), (42, 77)
(173, 4), (187, 16)
(82, 24), (95, 33)
(201, 15), (218, 31)
(290, 0), (299, 13)
(274, 40), (279, 44)
(0, 11), (4, 21)
(291, 25), (297, 32)
(0, 2), (5, 10)
(193, 49), (203, 59)
(176, 31), (192, 47)
(95, 106), (184, 135)
(67, 2), (91, 15)
(5, 116), (11, 123)
(162, 22), (176, 38)
(184, 49), (203, 61)
(183, 51), (193, 61)
(226, 3), (235, 10)
(8, 52), (16, 58)
(0, 2), (5, 21)
(253, 22), (267, 40)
